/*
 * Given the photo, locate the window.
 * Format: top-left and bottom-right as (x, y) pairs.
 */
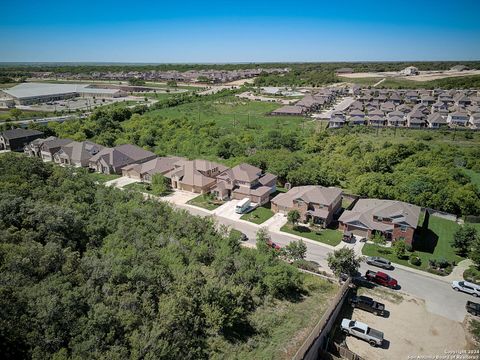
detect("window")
(400, 226), (408, 232)
(377, 216), (383, 221)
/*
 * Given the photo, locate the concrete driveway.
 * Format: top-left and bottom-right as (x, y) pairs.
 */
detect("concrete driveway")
(104, 176), (139, 188)
(160, 190), (199, 205)
(213, 199), (243, 220)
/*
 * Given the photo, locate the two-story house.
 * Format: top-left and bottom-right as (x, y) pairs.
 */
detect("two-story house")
(271, 186), (343, 228)
(53, 140), (104, 167)
(447, 111), (470, 127)
(348, 110), (366, 125)
(212, 163), (277, 205)
(164, 159), (228, 194)
(329, 111), (346, 128)
(338, 199), (421, 244)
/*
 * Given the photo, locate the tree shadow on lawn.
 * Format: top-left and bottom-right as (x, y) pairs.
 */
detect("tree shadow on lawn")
(413, 227), (439, 254)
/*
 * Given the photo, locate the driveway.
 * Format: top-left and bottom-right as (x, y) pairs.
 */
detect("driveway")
(104, 176), (139, 188)
(160, 190), (198, 205)
(213, 199), (243, 220)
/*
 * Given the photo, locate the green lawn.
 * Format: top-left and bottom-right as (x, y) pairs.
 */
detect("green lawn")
(88, 172), (121, 184)
(362, 215), (464, 274)
(280, 224), (342, 247)
(186, 194), (224, 211)
(214, 274), (338, 360)
(240, 205), (274, 224)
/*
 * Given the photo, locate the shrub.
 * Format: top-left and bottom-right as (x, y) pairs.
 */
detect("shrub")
(428, 259), (437, 268)
(409, 254), (421, 266)
(406, 243), (413, 252)
(437, 258), (450, 269)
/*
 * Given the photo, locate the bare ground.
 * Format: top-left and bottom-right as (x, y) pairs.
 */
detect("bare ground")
(344, 290), (470, 360)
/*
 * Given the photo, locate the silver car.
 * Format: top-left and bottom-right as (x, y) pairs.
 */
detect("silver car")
(366, 256), (393, 270)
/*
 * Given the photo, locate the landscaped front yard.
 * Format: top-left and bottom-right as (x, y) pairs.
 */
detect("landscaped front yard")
(280, 224), (342, 247)
(240, 205), (274, 224)
(362, 215), (464, 274)
(186, 194), (224, 211)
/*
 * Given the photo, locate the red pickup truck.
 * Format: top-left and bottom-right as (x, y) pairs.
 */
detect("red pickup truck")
(365, 270), (398, 289)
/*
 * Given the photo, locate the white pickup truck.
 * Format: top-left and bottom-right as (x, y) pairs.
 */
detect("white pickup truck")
(341, 319), (384, 347)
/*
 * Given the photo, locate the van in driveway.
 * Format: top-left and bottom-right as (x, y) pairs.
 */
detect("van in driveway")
(452, 281), (480, 297)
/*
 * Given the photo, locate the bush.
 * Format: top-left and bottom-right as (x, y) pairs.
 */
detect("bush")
(437, 258), (450, 269)
(409, 254), (421, 266)
(429, 259), (437, 268)
(406, 243), (413, 252)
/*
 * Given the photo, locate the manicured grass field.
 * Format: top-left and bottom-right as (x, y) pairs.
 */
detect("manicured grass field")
(280, 224), (342, 247)
(362, 215), (464, 274)
(215, 274), (338, 360)
(87, 172), (121, 184)
(186, 194), (223, 211)
(240, 205), (274, 224)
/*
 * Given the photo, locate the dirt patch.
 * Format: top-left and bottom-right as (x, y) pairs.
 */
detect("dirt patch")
(344, 290), (469, 360)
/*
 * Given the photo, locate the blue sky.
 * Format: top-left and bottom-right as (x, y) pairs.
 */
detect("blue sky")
(1, 0), (480, 62)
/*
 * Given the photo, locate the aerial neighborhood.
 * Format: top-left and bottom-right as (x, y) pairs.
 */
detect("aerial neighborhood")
(0, 127), (434, 252)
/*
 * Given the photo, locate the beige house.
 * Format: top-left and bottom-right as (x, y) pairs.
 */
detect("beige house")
(164, 159), (228, 194)
(271, 186), (343, 227)
(339, 199), (420, 244)
(53, 141), (104, 167)
(122, 156), (186, 182)
(212, 163), (277, 205)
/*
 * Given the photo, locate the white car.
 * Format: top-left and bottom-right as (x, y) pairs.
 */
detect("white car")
(452, 281), (480, 297)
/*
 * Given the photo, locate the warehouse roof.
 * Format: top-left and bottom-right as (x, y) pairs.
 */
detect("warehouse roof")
(3, 82), (120, 99)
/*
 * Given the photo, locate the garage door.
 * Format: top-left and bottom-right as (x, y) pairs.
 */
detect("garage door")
(347, 226), (369, 237)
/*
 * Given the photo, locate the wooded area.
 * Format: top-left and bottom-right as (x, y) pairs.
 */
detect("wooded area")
(0, 153), (335, 359)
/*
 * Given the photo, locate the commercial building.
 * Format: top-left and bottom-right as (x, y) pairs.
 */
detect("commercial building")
(1, 83), (126, 105)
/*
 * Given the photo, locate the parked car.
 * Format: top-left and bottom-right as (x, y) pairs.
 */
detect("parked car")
(341, 319), (384, 347)
(349, 295), (385, 316)
(267, 240), (281, 250)
(366, 256), (393, 270)
(365, 270), (398, 289)
(351, 276), (376, 289)
(452, 281), (480, 297)
(466, 301), (480, 316)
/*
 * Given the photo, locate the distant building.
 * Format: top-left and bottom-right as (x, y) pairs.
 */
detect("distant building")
(400, 66), (419, 76)
(450, 65), (468, 72)
(1, 82), (126, 105)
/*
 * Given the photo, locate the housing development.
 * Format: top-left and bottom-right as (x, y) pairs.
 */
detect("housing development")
(1, 1), (480, 359)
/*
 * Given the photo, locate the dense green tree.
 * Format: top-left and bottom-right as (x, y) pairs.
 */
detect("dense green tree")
(327, 247), (362, 277)
(287, 210), (300, 228)
(284, 240), (307, 261)
(452, 225), (478, 256)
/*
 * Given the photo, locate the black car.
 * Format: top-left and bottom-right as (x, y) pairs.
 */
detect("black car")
(466, 301), (480, 316)
(349, 295), (385, 316)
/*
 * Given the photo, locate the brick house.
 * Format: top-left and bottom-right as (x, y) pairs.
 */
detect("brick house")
(338, 199), (421, 244)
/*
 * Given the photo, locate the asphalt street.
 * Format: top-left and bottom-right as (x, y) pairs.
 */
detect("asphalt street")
(176, 202), (473, 322)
